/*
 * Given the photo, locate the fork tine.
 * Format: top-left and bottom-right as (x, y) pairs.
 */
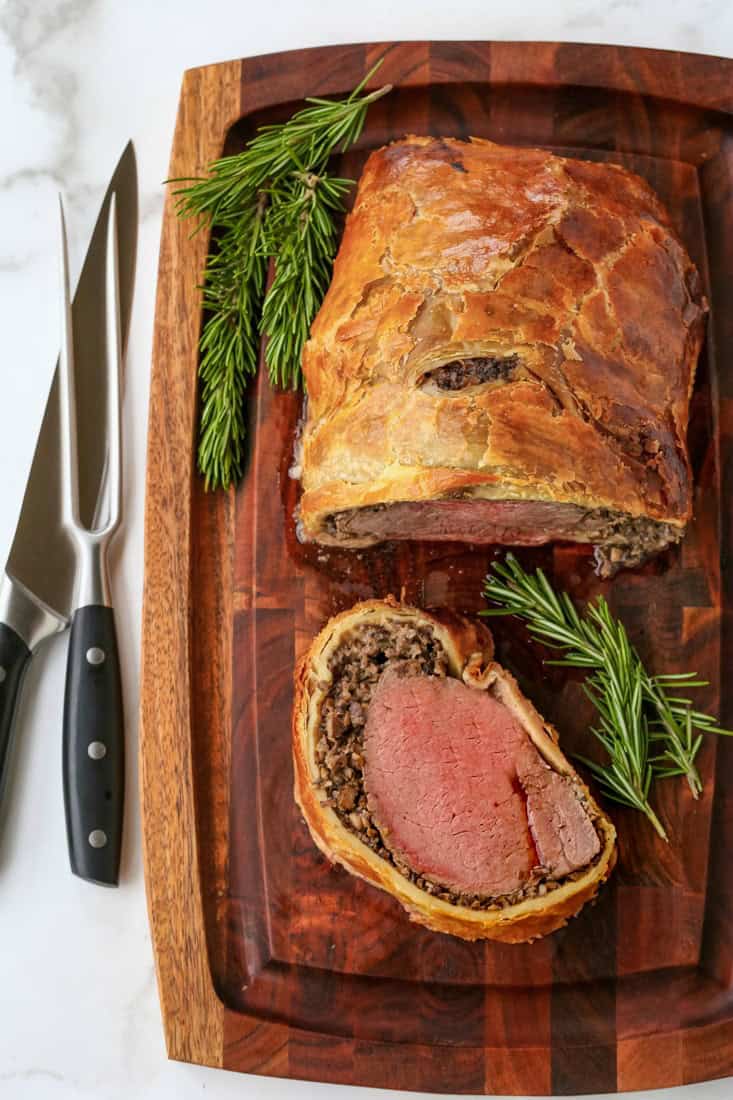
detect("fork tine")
(101, 192), (122, 536)
(58, 194), (81, 533)
(91, 444), (110, 531)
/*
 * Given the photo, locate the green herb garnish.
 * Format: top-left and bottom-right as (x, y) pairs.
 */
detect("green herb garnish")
(482, 554), (729, 840)
(171, 62), (391, 489)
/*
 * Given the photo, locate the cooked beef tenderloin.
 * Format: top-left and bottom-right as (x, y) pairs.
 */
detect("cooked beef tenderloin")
(325, 500), (679, 577)
(364, 671), (600, 897)
(315, 620), (603, 910)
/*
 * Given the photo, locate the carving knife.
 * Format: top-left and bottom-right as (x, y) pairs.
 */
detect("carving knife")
(0, 144), (138, 849)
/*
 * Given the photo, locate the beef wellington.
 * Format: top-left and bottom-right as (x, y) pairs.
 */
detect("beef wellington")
(293, 598), (617, 942)
(298, 136), (708, 576)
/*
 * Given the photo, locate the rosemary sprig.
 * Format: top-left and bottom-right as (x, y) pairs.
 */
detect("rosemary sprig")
(482, 554), (730, 839)
(196, 195), (267, 489)
(642, 671), (726, 796)
(173, 71), (389, 226)
(171, 62), (391, 489)
(261, 169), (352, 390)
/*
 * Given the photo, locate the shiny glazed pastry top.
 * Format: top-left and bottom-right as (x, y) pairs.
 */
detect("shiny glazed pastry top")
(298, 136), (707, 574)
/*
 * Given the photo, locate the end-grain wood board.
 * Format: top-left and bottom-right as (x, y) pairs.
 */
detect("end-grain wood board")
(141, 41), (733, 1094)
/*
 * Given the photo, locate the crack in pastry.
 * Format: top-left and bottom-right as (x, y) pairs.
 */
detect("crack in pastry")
(420, 354), (520, 392)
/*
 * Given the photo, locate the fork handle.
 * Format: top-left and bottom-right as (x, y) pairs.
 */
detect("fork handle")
(63, 604), (124, 886)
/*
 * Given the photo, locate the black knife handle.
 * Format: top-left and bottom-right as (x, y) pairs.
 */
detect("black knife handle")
(63, 605), (124, 886)
(0, 624), (32, 810)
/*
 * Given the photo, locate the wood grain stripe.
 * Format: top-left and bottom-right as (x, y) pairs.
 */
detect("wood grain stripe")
(140, 59), (243, 1067)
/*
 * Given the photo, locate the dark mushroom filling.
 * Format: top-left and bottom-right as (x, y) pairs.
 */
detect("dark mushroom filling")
(420, 354), (520, 391)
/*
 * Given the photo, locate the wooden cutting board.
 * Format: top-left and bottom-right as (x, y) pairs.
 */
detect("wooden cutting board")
(140, 41), (733, 1094)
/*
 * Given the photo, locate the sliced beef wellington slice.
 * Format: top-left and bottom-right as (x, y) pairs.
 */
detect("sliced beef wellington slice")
(363, 671), (600, 899)
(293, 598), (617, 943)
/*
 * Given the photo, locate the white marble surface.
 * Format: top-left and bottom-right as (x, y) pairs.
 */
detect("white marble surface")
(1, 1), (732, 1097)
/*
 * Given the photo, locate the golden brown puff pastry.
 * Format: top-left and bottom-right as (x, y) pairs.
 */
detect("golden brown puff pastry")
(293, 598), (617, 943)
(298, 137), (707, 574)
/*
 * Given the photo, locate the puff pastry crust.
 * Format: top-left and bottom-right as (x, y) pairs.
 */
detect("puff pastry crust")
(299, 137), (707, 549)
(293, 598), (617, 943)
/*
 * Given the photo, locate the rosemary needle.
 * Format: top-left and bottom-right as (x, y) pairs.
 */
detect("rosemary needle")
(482, 554), (730, 839)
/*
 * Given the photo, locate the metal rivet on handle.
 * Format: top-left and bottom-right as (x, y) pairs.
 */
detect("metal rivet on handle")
(86, 647), (106, 666)
(89, 829), (108, 849)
(88, 741), (107, 760)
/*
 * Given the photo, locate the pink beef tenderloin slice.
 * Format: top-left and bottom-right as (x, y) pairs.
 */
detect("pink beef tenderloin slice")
(363, 671), (600, 897)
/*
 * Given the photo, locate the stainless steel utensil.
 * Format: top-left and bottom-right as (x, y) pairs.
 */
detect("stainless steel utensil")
(58, 193), (124, 886)
(0, 143), (137, 860)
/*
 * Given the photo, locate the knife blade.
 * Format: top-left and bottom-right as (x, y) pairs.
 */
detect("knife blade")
(0, 142), (138, 812)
